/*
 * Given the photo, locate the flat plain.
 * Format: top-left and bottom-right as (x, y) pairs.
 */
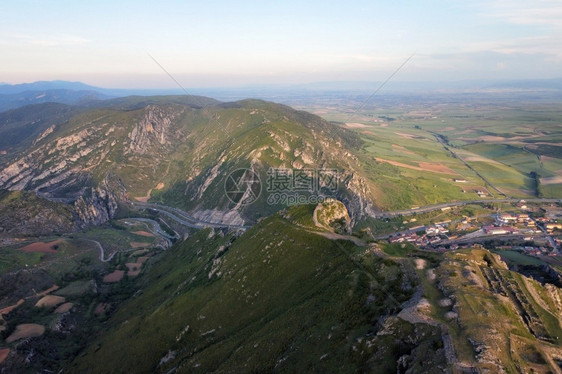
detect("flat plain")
(293, 93), (562, 207)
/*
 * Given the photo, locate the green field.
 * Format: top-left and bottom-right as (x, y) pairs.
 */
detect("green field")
(0, 239), (102, 277)
(494, 250), (546, 267)
(0, 249), (44, 274)
(298, 99), (562, 202)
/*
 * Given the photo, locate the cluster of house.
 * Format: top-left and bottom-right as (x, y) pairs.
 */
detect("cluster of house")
(539, 219), (562, 249)
(543, 221), (562, 234)
(387, 202), (561, 254)
(389, 223), (450, 247)
(483, 211), (561, 255)
(484, 212), (561, 235)
(482, 212), (541, 236)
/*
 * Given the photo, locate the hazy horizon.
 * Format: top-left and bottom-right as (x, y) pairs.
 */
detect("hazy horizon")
(3, 77), (562, 93)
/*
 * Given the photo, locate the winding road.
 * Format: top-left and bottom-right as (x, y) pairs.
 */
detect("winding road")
(135, 199), (561, 228)
(81, 239), (115, 262)
(130, 198), (561, 251)
(373, 198), (562, 218)
(131, 202), (251, 230)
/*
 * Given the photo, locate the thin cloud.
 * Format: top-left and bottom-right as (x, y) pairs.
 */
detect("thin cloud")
(482, 0), (562, 28)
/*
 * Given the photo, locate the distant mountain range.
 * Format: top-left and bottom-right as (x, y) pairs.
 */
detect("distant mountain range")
(1, 78), (561, 112)
(0, 80), (100, 94)
(0, 81), (108, 112)
(0, 81), (188, 112)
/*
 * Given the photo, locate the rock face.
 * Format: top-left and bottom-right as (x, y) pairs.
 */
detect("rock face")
(74, 178), (119, 226)
(127, 105), (176, 154)
(337, 172), (377, 226)
(0, 104), (178, 229)
(191, 209), (245, 227)
(0, 96), (377, 228)
(0, 122), (102, 199)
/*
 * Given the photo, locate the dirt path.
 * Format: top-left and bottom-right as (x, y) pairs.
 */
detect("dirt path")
(133, 182), (165, 202)
(29, 285), (59, 299)
(133, 188), (153, 203)
(81, 239), (114, 262)
(0, 299), (24, 315)
(312, 231), (365, 246)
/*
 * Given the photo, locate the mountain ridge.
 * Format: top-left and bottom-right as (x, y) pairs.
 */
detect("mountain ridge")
(0, 95), (376, 230)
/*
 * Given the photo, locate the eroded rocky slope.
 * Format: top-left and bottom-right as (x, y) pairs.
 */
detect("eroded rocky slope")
(0, 96), (378, 228)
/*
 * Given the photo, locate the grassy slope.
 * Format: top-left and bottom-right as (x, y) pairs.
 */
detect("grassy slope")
(69, 211), (443, 373)
(0, 102), (76, 152)
(0, 190), (76, 236)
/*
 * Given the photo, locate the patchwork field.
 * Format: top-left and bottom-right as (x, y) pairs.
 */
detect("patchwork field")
(299, 98), (562, 203)
(19, 239), (63, 253)
(0, 214), (168, 370)
(6, 323), (45, 343)
(35, 295), (65, 308)
(54, 302), (74, 314)
(0, 238), (101, 276)
(103, 270), (125, 283)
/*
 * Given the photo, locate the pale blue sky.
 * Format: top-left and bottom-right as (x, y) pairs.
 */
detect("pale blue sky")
(1, 0), (561, 88)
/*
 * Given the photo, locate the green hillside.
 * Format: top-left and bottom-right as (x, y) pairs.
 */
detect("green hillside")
(69, 207), (445, 373)
(0, 97), (376, 225)
(0, 189), (77, 237)
(0, 102), (77, 152)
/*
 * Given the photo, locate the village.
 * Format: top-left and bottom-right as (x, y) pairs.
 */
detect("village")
(388, 202), (562, 256)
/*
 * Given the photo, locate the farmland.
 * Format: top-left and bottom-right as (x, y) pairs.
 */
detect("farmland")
(0, 213), (170, 371)
(294, 95), (562, 205)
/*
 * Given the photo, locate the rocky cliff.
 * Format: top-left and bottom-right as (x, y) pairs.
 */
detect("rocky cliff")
(73, 174), (127, 227)
(0, 96), (377, 228)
